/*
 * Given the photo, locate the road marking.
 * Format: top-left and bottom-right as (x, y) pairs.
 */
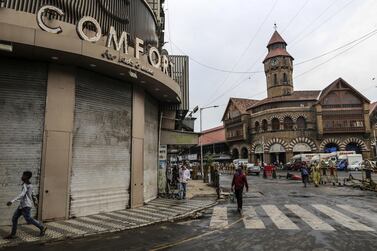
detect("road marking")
(261, 205), (299, 230)
(243, 206), (265, 229)
(312, 204), (375, 231)
(285, 204), (335, 231)
(47, 222), (86, 235)
(337, 205), (377, 225)
(209, 207), (228, 229)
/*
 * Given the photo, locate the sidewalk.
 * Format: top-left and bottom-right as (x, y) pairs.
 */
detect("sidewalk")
(186, 179), (218, 199)
(0, 198), (216, 249)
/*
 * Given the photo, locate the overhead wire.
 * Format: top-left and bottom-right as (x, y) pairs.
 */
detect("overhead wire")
(203, 0), (279, 105)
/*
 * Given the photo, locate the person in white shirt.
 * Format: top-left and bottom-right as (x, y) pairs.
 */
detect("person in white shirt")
(4, 171), (47, 239)
(179, 165), (191, 199)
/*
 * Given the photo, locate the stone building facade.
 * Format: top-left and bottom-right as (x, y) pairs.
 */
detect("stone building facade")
(223, 30), (375, 164)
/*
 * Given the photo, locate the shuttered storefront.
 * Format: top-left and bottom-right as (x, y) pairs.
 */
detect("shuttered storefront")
(144, 95), (159, 202)
(70, 70), (132, 217)
(0, 58), (47, 225)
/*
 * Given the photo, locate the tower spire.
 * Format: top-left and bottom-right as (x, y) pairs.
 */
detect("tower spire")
(273, 22), (277, 31)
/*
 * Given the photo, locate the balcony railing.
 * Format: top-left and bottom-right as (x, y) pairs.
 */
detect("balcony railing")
(323, 127), (365, 133)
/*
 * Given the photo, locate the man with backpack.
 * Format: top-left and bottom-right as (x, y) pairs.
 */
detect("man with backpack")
(231, 167), (249, 214)
(301, 163), (309, 188)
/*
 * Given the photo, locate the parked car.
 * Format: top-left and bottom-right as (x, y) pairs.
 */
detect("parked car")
(247, 163), (261, 175)
(348, 161), (362, 171)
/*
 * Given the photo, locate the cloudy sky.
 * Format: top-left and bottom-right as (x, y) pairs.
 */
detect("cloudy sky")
(164, 0), (377, 131)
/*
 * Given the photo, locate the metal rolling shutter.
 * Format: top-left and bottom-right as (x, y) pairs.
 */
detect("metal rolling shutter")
(0, 58), (47, 225)
(70, 70), (132, 217)
(144, 95), (159, 202)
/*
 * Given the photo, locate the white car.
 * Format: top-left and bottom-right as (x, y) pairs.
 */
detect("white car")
(348, 162), (362, 171)
(247, 163), (261, 175)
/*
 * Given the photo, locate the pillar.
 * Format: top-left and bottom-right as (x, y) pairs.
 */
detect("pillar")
(39, 64), (75, 221)
(131, 85), (145, 208)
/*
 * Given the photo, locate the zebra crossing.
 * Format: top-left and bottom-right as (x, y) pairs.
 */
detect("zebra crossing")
(209, 204), (376, 232)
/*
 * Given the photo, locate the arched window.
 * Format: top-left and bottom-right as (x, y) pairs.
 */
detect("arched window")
(271, 118), (280, 131)
(297, 116), (306, 130)
(262, 119), (268, 131)
(273, 74), (277, 85)
(283, 117), (293, 130)
(283, 73), (288, 84)
(255, 121), (260, 133)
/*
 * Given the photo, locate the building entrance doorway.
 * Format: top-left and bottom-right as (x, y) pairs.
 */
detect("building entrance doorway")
(269, 143), (286, 164)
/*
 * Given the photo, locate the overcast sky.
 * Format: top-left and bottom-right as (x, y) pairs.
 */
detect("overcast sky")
(164, 0), (377, 131)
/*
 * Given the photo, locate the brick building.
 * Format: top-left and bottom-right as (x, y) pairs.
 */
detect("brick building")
(222, 30), (375, 164)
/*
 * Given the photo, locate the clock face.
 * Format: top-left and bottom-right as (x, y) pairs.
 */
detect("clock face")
(271, 58), (278, 66)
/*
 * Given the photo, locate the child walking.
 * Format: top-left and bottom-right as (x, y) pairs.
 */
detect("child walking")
(4, 171), (47, 239)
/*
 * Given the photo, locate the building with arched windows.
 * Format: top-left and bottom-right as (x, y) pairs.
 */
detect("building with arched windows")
(223, 30), (375, 164)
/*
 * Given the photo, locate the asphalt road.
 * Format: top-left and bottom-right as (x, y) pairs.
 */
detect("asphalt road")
(3, 172), (377, 251)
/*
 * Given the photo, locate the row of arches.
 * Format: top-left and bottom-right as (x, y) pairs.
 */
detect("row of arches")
(231, 137), (369, 161)
(254, 116), (307, 133)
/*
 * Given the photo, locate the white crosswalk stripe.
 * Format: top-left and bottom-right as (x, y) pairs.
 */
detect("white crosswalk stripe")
(285, 204), (335, 231)
(210, 207), (228, 229)
(261, 205), (299, 230)
(336, 205), (377, 225)
(312, 204), (375, 232)
(243, 206), (265, 229)
(208, 205), (376, 232)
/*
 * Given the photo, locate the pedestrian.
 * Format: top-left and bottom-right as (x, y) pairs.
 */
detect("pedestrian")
(213, 167), (221, 199)
(4, 171), (47, 239)
(301, 164), (309, 188)
(313, 161), (322, 187)
(179, 164), (191, 199)
(231, 167), (249, 214)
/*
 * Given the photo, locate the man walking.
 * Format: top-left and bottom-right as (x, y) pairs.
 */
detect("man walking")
(231, 167), (249, 214)
(4, 171), (47, 239)
(179, 164), (191, 199)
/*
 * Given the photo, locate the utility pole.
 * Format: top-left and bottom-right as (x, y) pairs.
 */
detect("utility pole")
(200, 105), (219, 182)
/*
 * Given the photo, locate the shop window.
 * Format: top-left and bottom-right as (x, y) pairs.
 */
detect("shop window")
(297, 116), (306, 130)
(274, 74), (277, 85)
(271, 118), (280, 131)
(283, 117), (293, 130)
(262, 119), (268, 131)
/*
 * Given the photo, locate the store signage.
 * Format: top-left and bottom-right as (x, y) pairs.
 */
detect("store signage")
(36, 5), (172, 77)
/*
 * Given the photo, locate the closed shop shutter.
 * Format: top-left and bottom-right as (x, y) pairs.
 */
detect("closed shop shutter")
(144, 95), (159, 202)
(70, 70), (132, 217)
(0, 58), (47, 225)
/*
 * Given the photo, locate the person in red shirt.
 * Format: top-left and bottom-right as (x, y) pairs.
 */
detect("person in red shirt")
(231, 167), (249, 214)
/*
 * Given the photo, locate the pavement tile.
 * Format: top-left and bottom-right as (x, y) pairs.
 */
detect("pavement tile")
(0, 198), (216, 248)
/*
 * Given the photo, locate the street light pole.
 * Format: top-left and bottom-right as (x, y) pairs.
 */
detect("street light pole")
(200, 105), (219, 182)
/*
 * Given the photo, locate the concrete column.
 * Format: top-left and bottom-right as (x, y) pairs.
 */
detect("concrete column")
(364, 103), (371, 133)
(315, 104), (323, 135)
(286, 151), (293, 163)
(131, 85), (145, 208)
(39, 64), (75, 221)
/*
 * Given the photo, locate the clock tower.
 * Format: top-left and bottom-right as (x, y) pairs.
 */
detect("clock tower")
(263, 30), (294, 98)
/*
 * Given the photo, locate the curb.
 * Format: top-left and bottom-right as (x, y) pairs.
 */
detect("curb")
(0, 200), (218, 249)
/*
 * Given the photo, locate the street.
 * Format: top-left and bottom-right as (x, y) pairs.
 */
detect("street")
(4, 172), (377, 251)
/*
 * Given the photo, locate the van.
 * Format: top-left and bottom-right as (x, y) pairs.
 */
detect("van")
(233, 159), (248, 167)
